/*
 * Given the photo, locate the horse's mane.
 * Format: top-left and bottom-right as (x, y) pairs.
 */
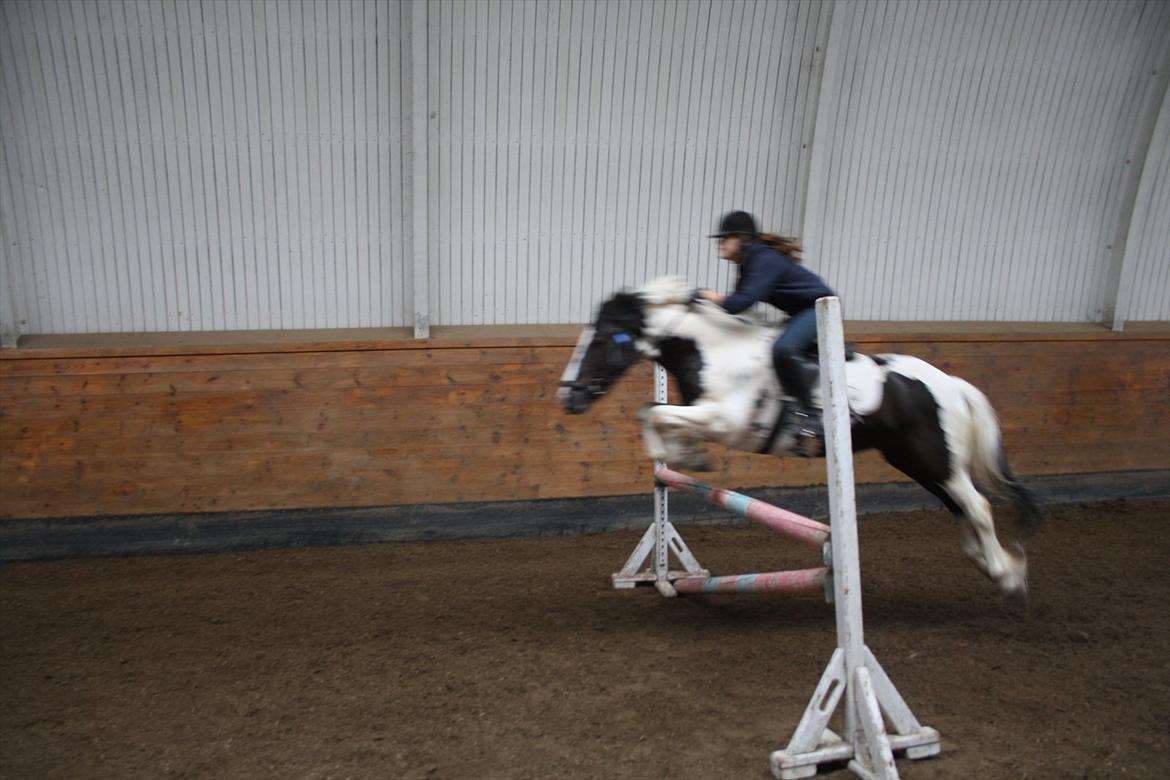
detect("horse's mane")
(635, 275), (781, 338)
(691, 298), (779, 335)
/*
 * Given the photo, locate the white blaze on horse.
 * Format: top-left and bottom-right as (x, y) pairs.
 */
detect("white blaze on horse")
(559, 276), (1039, 596)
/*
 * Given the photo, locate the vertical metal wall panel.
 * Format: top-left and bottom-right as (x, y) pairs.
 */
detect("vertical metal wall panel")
(3, 0), (1169, 332)
(428, 0), (830, 325)
(0, 0), (409, 334)
(1117, 83), (1170, 323)
(804, 0), (1170, 321)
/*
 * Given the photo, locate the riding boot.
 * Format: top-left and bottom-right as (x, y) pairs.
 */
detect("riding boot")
(775, 355), (824, 456)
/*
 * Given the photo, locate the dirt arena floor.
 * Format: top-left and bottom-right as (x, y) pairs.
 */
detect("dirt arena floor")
(2, 498), (1169, 779)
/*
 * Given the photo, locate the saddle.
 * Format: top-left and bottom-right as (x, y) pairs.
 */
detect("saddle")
(756, 342), (856, 458)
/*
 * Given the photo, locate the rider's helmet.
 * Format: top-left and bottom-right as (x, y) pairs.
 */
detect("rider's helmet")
(708, 210), (759, 238)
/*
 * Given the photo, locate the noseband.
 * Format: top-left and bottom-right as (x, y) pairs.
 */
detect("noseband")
(558, 331), (638, 400)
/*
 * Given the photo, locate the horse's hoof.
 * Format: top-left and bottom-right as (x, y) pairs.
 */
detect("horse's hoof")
(998, 557), (1029, 600)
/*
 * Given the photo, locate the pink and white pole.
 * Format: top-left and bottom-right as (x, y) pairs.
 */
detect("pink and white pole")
(655, 468), (830, 549)
(674, 567), (829, 596)
(654, 468), (831, 598)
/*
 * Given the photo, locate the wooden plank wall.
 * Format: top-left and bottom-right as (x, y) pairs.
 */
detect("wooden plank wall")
(1, 330), (1167, 520)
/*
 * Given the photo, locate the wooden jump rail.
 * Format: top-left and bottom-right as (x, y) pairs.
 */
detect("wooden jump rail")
(674, 567), (829, 596)
(655, 468), (831, 548)
(653, 467), (832, 597)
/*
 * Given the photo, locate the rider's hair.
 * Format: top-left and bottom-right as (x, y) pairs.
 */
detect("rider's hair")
(755, 233), (803, 262)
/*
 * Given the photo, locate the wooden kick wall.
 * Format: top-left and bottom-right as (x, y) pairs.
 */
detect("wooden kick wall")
(1, 328), (1167, 520)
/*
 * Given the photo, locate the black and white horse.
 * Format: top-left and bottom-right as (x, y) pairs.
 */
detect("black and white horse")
(559, 276), (1039, 595)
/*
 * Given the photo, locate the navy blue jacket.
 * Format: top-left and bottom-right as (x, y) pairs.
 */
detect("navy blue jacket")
(722, 242), (835, 316)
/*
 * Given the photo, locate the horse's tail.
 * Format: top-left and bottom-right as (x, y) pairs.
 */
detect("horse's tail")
(955, 379), (1043, 530)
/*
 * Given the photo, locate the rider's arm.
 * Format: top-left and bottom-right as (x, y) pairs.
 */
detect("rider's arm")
(721, 256), (787, 314)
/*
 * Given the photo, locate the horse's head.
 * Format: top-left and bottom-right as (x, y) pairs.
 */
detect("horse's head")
(559, 290), (649, 414)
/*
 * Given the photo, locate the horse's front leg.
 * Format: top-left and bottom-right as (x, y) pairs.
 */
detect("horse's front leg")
(638, 402), (726, 471)
(637, 403), (673, 462)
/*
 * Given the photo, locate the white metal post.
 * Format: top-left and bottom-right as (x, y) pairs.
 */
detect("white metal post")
(800, 0), (847, 264)
(407, 0), (430, 338)
(819, 296), (864, 743)
(0, 241), (19, 348)
(1105, 75), (1170, 331)
(653, 363), (670, 588)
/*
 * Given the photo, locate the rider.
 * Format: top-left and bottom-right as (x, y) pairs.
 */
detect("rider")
(697, 210), (836, 449)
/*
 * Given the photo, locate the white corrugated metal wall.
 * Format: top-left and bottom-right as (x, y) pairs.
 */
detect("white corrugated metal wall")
(425, 0), (829, 325)
(0, 0), (412, 335)
(803, 0), (1170, 321)
(1, 0), (1168, 336)
(1115, 78), (1170, 323)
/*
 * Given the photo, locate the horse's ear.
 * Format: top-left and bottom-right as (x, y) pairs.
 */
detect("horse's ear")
(598, 291), (648, 332)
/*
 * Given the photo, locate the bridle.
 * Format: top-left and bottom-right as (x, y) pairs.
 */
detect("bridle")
(558, 297), (696, 403)
(557, 327), (599, 402)
(557, 327), (639, 402)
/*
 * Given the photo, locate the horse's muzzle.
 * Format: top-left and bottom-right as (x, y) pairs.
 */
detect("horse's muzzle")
(564, 388), (590, 414)
(560, 383), (597, 414)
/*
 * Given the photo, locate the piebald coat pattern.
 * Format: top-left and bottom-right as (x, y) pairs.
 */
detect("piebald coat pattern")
(561, 277), (1040, 596)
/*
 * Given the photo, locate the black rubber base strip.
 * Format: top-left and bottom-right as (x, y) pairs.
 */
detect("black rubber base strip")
(1, 470), (1167, 564)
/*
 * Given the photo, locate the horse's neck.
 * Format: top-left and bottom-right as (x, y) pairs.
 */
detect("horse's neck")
(648, 305), (777, 402)
(652, 304), (777, 351)
(653, 337), (705, 404)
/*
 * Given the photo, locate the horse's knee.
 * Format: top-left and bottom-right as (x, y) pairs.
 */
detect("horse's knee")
(638, 418), (669, 461)
(645, 404), (699, 432)
(638, 401), (665, 426)
(704, 415), (733, 438)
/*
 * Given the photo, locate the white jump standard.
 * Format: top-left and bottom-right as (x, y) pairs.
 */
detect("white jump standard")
(773, 298), (939, 779)
(613, 297), (941, 780)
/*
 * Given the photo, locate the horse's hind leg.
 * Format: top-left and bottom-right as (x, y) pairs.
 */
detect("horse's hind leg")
(943, 473), (1028, 596)
(880, 440), (1026, 596)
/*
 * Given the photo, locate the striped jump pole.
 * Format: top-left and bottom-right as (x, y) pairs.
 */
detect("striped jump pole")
(655, 468), (831, 549)
(674, 567), (830, 596)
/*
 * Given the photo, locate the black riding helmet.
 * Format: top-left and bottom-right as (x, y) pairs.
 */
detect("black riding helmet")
(708, 210), (759, 238)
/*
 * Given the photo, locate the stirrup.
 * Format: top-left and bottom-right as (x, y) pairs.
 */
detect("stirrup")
(792, 408), (822, 430)
(789, 410), (824, 457)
